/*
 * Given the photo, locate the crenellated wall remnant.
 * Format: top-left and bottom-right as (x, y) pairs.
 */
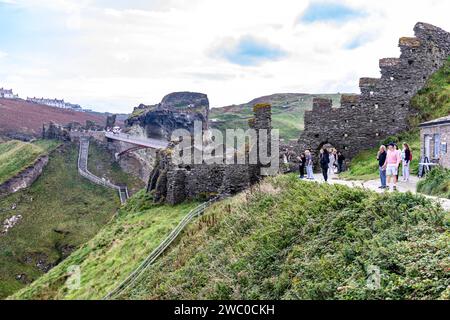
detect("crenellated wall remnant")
(298, 22), (450, 160)
(148, 104), (273, 205)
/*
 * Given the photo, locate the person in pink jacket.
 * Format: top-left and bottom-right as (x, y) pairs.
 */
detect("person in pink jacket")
(383, 143), (402, 191)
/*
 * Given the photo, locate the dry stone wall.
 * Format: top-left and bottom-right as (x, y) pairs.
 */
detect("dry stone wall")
(298, 22), (450, 161)
(148, 104), (273, 205)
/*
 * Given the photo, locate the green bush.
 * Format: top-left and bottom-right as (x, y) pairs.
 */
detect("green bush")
(417, 167), (450, 199)
(117, 174), (449, 300)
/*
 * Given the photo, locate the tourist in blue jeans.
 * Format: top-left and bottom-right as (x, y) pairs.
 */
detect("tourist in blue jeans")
(377, 145), (387, 189)
(305, 150), (314, 180)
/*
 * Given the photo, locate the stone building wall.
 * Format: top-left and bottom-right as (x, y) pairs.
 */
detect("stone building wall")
(420, 122), (450, 169)
(298, 22), (450, 161)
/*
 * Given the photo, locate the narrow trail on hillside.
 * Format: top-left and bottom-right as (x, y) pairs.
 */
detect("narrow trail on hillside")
(78, 137), (129, 204)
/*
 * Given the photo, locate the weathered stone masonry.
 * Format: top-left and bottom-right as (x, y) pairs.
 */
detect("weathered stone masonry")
(298, 22), (450, 161)
(149, 104), (273, 205)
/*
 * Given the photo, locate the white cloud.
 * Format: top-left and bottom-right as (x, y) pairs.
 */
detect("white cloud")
(1, 0), (449, 113)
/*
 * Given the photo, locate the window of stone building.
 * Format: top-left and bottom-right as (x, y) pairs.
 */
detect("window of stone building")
(390, 77), (395, 81)
(376, 133), (380, 137)
(374, 104), (379, 109)
(370, 91), (374, 96)
(408, 60), (414, 66)
(370, 119), (373, 123)
(351, 105), (356, 109)
(344, 133), (349, 138)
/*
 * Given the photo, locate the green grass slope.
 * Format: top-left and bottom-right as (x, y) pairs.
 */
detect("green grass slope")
(0, 140), (60, 185)
(344, 57), (450, 181)
(117, 175), (449, 300)
(11, 191), (199, 300)
(417, 168), (450, 199)
(0, 143), (121, 298)
(210, 93), (341, 141)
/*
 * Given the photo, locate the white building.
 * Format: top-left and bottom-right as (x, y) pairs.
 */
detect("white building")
(27, 97), (66, 108)
(0, 88), (18, 99)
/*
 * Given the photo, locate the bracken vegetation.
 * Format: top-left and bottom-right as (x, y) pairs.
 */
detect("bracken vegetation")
(12, 175), (450, 300)
(417, 167), (450, 199)
(116, 175), (449, 300)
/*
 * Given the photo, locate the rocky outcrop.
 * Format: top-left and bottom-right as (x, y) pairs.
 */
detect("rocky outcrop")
(149, 104), (273, 205)
(126, 92), (210, 141)
(0, 155), (49, 198)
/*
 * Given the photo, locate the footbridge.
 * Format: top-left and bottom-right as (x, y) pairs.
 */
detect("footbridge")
(105, 132), (169, 155)
(78, 137), (129, 204)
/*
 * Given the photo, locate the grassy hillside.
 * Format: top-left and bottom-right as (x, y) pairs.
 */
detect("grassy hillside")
(0, 143), (122, 298)
(344, 57), (450, 181)
(0, 140), (60, 185)
(12, 175), (449, 300)
(210, 93), (341, 141)
(11, 192), (198, 300)
(116, 175), (449, 300)
(417, 168), (450, 199)
(87, 140), (145, 195)
(410, 56), (450, 127)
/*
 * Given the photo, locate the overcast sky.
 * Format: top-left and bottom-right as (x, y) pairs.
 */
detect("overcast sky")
(0, 0), (449, 113)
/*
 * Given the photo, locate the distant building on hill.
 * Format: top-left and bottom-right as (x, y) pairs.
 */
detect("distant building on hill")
(0, 88), (19, 99)
(420, 115), (450, 169)
(27, 97), (84, 111)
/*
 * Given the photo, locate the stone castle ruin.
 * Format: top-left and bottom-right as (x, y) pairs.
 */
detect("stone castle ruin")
(298, 22), (450, 160)
(148, 104), (274, 205)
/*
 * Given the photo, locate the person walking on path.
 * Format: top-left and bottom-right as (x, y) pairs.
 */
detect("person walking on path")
(320, 148), (330, 182)
(305, 150), (314, 180)
(298, 153), (306, 179)
(328, 149), (337, 179)
(337, 151), (346, 173)
(395, 144), (402, 181)
(402, 143), (412, 182)
(377, 145), (387, 189)
(384, 143), (402, 191)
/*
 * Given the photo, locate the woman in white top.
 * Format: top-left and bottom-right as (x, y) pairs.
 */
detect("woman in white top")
(328, 149), (336, 179)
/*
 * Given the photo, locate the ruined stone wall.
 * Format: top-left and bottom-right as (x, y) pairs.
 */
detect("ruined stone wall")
(149, 104), (273, 205)
(298, 22), (450, 160)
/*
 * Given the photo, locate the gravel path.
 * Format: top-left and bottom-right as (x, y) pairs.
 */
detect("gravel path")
(304, 174), (450, 211)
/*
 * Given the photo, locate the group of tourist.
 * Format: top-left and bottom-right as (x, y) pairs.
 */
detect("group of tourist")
(377, 142), (412, 191)
(297, 148), (346, 181)
(297, 142), (412, 191)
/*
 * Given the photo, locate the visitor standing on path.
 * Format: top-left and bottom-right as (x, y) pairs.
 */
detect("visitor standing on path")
(384, 143), (402, 191)
(377, 145), (387, 189)
(328, 149), (336, 179)
(320, 148), (330, 182)
(305, 150), (314, 180)
(298, 153), (306, 179)
(402, 143), (412, 182)
(337, 151), (346, 173)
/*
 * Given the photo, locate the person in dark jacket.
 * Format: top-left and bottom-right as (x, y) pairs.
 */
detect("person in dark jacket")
(298, 153), (306, 179)
(402, 143), (412, 182)
(337, 151), (346, 173)
(320, 148), (330, 182)
(377, 145), (387, 189)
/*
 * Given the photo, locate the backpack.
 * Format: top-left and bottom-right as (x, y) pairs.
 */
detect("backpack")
(409, 150), (413, 161)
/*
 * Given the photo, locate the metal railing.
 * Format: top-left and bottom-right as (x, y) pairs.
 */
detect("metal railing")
(78, 138), (129, 204)
(103, 197), (218, 300)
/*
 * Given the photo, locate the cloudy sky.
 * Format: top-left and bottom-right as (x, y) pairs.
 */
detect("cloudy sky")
(0, 0), (449, 113)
